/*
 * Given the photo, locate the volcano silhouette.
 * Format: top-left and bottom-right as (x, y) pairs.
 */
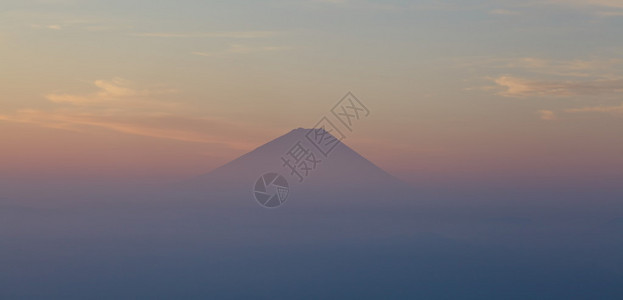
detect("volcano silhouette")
(184, 128), (412, 208)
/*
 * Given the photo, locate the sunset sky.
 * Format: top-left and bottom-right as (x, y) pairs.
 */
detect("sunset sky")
(2, 0), (623, 187)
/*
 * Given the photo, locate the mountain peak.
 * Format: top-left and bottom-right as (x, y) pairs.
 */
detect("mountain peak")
(184, 128), (411, 205)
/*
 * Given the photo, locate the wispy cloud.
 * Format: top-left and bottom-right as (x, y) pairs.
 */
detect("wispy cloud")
(0, 78), (265, 150)
(537, 110), (557, 121)
(489, 9), (520, 15)
(548, 0), (623, 9)
(44, 77), (177, 108)
(313, 0), (348, 3)
(472, 56), (623, 78)
(535, 102), (623, 119)
(130, 31), (279, 38)
(508, 57), (623, 78)
(0, 110), (257, 148)
(308, 0), (439, 11)
(30, 24), (63, 30)
(493, 76), (623, 97)
(474, 56), (623, 97)
(596, 10), (623, 16)
(26, 15), (118, 31)
(529, 0), (623, 16)
(192, 44), (290, 57)
(565, 103), (623, 114)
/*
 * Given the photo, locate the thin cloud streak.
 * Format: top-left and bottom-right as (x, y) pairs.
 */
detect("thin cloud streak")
(129, 31), (279, 38)
(475, 56), (623, 97)
(0, 78), (269, 151)
(565, 103), (623, 114)
(489, 9), (520, 15)
(44, 78), (178, 110)
(192, 44), (291, 56)
(493, 76), (623, 97)
(537, 110), (557, 120)
(0, 110), (258, 149)
(548, 0), (623, 9)
(465, 56), (623, 78)
(506, 57), (623, 78)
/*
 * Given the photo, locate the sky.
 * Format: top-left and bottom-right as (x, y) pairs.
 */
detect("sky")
(1, 0), (623, 187)
(2, 2), (623, 298)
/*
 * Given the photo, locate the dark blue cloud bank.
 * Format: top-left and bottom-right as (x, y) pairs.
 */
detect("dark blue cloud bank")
(2, 130), (622, 299)
(1, 183), (623, 299)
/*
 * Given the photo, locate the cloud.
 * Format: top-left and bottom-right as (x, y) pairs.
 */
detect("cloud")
(493, 76), (623, 97)
(473, 57), (623, 78)
(537, 110), (557, 120)
(596, 10), (623, 16)
(0, 110), (258, 149)
(307, 0), (429, 11)
(489, 9), (520, 15)
(565, 103), (623, 114)
(313, 0), (348, 3)
(462, 56), (623, 99)
(511, 57), (623, 78)
(536, 0), (623, 16)
(476, 56), (623, 98)
(0, 78), (266, 150)
(548, 0), (623, 9)
(44, 78), (177, 107)
(94, 78), (143, 97)
(35, 0), (78, 3)
(130, 31), (278, 38)
(27, 16), (117, 31)
(31, 24), (63, 30)
(192, 44), (290, 57)
(493, 76), (540, 96)
(228, 44), (289, 54)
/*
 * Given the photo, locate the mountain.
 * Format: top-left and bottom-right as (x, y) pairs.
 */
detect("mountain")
(181, 128), (413, 208)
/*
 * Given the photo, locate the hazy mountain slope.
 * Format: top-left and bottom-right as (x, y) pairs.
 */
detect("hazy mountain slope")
(180, 128), (413, 208)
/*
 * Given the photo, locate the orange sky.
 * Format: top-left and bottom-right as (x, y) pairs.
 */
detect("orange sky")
(2, 0), (623, 187)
